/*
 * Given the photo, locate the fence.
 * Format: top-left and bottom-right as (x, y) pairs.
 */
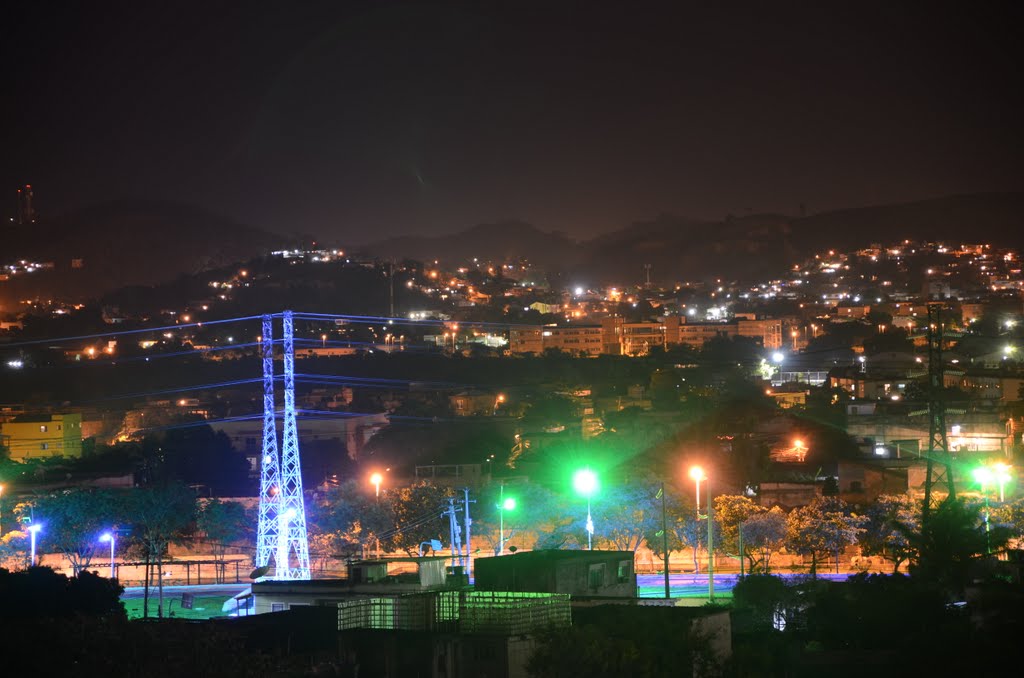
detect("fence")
(338, 590), (571, 635)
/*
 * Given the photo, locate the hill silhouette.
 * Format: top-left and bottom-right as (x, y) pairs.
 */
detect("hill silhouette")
(364, 192), (1024, 284)
(1, 200), (288, 305)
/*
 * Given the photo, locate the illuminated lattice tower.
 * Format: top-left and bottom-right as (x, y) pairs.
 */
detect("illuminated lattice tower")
(254, 312), (311, 580)
(277, 311), (311, 579)
(255, 314), (281, 572)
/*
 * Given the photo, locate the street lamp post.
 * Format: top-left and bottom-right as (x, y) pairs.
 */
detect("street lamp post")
(498, 484), (516, 555)
(573, 469), (599, 550)
(27, 524), (41, 567)
(689, 465), (713, 601)
(100, 531), (116, 579)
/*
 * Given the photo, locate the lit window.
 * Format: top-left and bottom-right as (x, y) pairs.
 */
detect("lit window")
(40, 425), (48, 433)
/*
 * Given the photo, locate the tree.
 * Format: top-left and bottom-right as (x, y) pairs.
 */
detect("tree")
(31, 488), (124, 575)
(314, 479), (395, 559)
(0, 566), (125, 621)
(910, 497), (1011, 595)
(859, 494), (920, 573)
(383, 482), (453, 556)
(740, 508), (787, 573)
(714, 494), (763, 559)
(591, 484), (661, 552)
(196, 498), (249, 582)
(0, 530), (30, 569)
(786, 497), (866, 576)
(129, 483), (196, 618)
(990, 497), (1024, 548)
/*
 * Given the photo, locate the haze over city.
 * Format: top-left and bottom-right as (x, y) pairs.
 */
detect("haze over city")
(4, 2), (1022, 241)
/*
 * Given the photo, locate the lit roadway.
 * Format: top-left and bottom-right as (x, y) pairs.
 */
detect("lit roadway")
(636, 572), (851, 598)
(121, 583), (250, 600)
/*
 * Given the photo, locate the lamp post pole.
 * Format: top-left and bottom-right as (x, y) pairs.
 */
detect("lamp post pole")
(707, 482), (715, 603)
(100, 532), (116, 579)
(586, 496), (593, 550)
(28, 524), (41, 567)
(573, 469), (598, 551)
(661, 481), (670, 599)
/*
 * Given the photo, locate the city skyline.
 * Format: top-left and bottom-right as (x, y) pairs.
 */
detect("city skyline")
(3, 2), (1022, 243)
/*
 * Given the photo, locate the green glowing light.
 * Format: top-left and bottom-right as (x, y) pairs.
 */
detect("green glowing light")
(573, 468), (599, 497)
(502, 497), (517, 511)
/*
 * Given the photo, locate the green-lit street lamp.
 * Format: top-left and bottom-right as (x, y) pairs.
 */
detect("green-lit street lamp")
(498, 485), (516, 555)
(573, 469), (599, 550)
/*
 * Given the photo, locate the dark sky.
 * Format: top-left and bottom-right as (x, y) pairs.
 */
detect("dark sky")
(3, 1), (1022, 243)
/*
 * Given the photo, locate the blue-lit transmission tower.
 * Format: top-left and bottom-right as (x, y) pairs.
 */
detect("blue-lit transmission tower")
(277, 311), (311, 579)
(255, 315), (281, 572)
(255, 311), (311, 580)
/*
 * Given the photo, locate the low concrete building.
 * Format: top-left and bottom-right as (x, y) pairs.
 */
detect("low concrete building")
(474, 549), (637, 598)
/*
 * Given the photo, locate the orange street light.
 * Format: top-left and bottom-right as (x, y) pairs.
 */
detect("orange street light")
(689, 466), (706, 515)
(370, 472), (383, 498)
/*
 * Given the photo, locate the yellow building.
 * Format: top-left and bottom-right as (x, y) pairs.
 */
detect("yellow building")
(1, 413), (83, 461)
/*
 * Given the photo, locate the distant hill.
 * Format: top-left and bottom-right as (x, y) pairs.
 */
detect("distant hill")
(363, 220), (580, 268)
(363, 192), (1024, 284)
(1, 200), (288, 304)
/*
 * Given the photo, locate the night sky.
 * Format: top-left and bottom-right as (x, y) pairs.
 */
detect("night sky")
(3, 2), (1021, 243)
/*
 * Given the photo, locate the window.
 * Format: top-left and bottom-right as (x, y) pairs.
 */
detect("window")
(617, 560), (631, 584)
(40, 425), (48, 433)
(40, 443), (49, 450)
(271, 603), (285, 612)
(588, 563), (605, 590)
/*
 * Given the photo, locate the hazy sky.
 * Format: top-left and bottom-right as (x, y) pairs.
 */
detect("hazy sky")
(3, 2), (1021, 243)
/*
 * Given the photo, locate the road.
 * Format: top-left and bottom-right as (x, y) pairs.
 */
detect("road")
(121, 583), (250, 600)
(637, 572), (853, 598)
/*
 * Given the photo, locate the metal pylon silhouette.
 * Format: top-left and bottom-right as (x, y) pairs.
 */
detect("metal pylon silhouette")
(255, 314), (281, 572)
(922, 303), (956, 531)
(278, 311), (311, 579)
(254, 311), (311, 580)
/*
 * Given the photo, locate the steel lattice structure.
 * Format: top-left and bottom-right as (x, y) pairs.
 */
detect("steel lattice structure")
(277, 311), (311, 579)
(255, 311), (311, 580)
(922, 303), (956, 530)
(255, 314), (281, 572)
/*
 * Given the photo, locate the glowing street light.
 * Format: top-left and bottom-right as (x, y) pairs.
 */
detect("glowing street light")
(99, 531), (116, 579)
(370, 472), (383, 499)
(27, 523), (41, 567)
(573, 469), (599, 550)
(498, 485), (517, 555)
(771, 352), (784, 364)
(689, 466), (706, 518)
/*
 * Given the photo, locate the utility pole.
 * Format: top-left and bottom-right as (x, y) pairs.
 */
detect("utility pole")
(462, 487), (475, 575)
(389, 260), (395, 318)
(447, 498), (462, 570)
